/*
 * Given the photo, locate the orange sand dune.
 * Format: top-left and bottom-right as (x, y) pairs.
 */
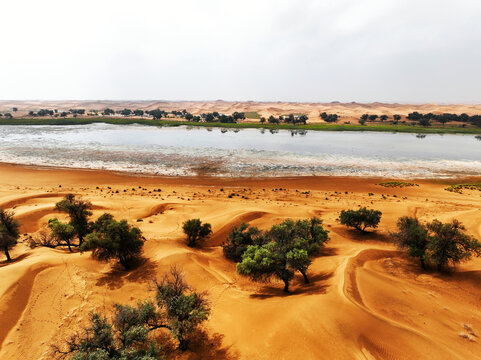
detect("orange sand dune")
(0, 163), (481, 359)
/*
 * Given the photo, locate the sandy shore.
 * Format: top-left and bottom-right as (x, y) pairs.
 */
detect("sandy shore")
(1, 162), (481, 359)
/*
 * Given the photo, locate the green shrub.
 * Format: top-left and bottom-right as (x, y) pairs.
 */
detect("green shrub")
(339, 207), (382, 232)
(81, 213), (145, 269)
(182, 219), (212, 247)
(378, 182), (418, 188)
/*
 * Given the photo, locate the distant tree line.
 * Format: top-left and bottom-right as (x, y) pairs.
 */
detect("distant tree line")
(407, 112), (481, 127)
(260, 114), (308, 125)
(359, 113), (402, 125)
(359, 112), (481, 127)
(8, 107), (481, 128)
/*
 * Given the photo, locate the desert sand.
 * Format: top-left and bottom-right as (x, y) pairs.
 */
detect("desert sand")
(1, 162), (481, 359)
(3, 100), (481, 123)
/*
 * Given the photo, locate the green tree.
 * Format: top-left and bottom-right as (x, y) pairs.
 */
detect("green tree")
(267, 115), (279, 124)
(418, 118), (431, 127)
(222, 222), (267, 262)
(0, 209), (20, 261)
(102, 108), (115, 116)
(55, 194), (92, 246)
(237, 242), (305, 292)
(120, 108), (131, 116)
(155, 267), (210, 350)
(48, 218), (77, 252)
(267, 218), (328, 283)
(149, 109), (163, 120)
(81, 213), (145, 269)
(392, 216), (428, 269)
(340, 207), (382, 232)
(237, 218), (329, 292)
(426, 219), (481, 271)
(182, 219), (212, 247)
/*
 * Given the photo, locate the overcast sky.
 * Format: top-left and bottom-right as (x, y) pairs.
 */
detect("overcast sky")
(1, 0), (481, 103)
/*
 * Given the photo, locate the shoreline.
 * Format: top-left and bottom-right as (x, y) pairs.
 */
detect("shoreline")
(1, 117), (481, 134)
(1, 162), (480, 188)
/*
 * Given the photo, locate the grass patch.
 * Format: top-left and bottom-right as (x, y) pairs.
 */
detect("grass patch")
(244, 112), (260, 119)
(445, 183), (481, 194)
(1, 117), (481, 134)
(378, 181), (419, 188)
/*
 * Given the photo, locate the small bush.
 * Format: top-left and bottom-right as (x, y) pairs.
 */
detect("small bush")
(378, 182), (418, 188)
(445, 183), (481, 194)
(182, 219), (212, 247)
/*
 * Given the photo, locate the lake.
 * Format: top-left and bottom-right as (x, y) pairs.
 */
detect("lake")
(0, 123), (480, 178)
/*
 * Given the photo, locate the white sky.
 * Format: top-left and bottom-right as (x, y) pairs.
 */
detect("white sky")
(1, 0), (480, 103)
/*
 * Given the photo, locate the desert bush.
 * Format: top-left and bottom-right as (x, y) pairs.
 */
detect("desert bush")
(54, 303), (161, 359)
(445, 183), (481, 194)
(80, 213), (144, 269)
(55, 194), (92, 245)
(155, 267), (210, 350)
(182, 219), (212, 247)
(378, 181), (418, 188)
(54, 268), (209, 358)
(339, 207), (382, 232)
(0, 209), (20, 261)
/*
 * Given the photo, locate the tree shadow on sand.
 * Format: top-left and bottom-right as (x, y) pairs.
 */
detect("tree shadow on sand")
(95, 257), (158, 290)
(317, 246), (338, 257)
(250, 271), (334, 299)
(161, 329), (239, 360)
(0, 252), (31, 267)
(333, 226), (391, 243)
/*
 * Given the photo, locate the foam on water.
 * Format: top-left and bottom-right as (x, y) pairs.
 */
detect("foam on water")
(0, 124), (480, 178)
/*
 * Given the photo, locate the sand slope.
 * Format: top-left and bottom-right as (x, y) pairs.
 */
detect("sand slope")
(3, 100), (481, 123)
(0, 163), (481, 359)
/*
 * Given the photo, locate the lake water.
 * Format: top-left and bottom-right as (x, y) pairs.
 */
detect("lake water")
(0, 123), (480, 178)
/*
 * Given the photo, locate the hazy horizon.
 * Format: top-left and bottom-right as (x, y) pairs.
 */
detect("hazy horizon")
(1, 0), (481, 103)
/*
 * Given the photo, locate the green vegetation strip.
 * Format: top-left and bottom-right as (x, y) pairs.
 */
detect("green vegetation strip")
(378, 182), (419, 188)
(445, 183), (481, 193)
(1, 117), (481, 134)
